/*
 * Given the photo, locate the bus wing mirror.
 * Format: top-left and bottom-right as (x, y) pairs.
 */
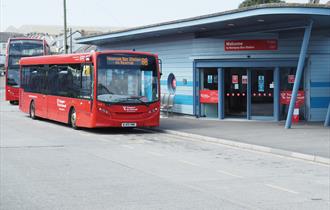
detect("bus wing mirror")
(158, 59), (163, 77)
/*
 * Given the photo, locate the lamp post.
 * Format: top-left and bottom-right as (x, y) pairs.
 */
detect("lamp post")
(63, 0), (68, 54)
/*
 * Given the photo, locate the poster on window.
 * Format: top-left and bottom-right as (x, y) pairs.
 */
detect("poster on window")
(258, 75), (264, 92)
(208, 75), (213, 84)
(242, 75), (248, 84)
(288, 75), (295, 84)
(232, 75), (238, 84)
(200, 90), (218, 104)
(280, 91), (305, 105)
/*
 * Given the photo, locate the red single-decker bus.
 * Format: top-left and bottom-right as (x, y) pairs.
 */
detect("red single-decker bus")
(19, 51), (161, 128)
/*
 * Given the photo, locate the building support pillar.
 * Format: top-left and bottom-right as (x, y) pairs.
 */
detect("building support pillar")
(274, 67), (280, 121)
(193, 63), (197, 116)
(247, 69), (252, 120)
(325, 103), (330, 127)
(218, 68), (224, 119)
(285, 20), (313, 129)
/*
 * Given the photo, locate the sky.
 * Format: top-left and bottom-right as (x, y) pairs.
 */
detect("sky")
(0, 0), (328, 31)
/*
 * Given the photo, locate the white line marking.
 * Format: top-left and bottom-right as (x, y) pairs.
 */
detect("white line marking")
(121, 145), (134, 150)
(147, 151), (164, 157)
(97, 138), (110, 143)
(217, 170), (243, 178)
(179, 160), (200, 166)
(79, 132), (92, 137)
(265, 184), (299, 194)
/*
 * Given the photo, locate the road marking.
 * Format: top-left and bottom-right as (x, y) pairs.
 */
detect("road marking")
(265, 184), (299, 194)
(217, 170), (243, 178)
(147, 151), (164, 157)
(121, 145), (134, 150)
(79, 132), (92, 137)
(179, 160), (200, 166)
(97, 138), (110, 143)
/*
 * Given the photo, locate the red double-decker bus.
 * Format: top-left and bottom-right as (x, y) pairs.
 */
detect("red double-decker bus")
(19, 51), (161, 129)
(5, 38), (49, 104)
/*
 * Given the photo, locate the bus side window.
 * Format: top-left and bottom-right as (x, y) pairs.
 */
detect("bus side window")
(21, 67), (30, 91)
(48, 65), (59, 96)
(29, 66), (46, 93)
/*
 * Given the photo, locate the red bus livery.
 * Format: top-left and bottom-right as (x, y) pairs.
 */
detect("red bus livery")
(5, 38), (49, 104)
(19, 51), (161, 128)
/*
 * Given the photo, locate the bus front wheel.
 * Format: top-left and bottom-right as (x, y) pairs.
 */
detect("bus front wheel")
(29, 101), (36, 119)
(69, 108), (78, 129)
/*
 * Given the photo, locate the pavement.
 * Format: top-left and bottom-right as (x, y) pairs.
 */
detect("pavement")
(158, 115), (330, 160)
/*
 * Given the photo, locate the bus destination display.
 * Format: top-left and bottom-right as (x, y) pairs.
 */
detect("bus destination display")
(106, 56), (149, 66)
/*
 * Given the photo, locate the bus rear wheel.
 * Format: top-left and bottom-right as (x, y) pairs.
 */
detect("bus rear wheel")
(69, 108), (78, 129)
(29, 101), (36, 119)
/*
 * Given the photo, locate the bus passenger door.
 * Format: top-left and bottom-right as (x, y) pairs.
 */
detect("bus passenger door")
(30, 66), (48, 118)
(76, 64), (94, 126)
(47, 65), (59, 120)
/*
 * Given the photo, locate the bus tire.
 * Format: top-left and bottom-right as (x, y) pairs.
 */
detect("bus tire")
(9, 101), (16, 105)
(69, 108), (78, 129)
(29, 101), (37, 119)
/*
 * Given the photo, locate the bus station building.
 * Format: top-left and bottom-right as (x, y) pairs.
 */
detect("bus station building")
(76, 4), (330, 126)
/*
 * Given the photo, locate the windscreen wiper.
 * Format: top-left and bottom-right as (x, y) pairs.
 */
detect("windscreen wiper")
(128, 96), (149, 107)
(110, 97), (149, 107)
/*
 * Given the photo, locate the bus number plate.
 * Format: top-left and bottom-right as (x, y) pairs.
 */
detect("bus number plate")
(121, 123), (137, 127)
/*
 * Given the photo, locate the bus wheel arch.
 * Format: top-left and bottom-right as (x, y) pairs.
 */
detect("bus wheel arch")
(69, 107), (78, 129)
(9, 101), (18, 105)
(29, 100), (37, 119)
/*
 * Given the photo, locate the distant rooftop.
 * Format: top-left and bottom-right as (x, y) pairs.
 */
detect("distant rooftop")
(0, 32), (24, 43)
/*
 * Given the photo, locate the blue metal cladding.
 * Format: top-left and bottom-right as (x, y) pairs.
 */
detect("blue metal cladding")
(309, 54), (330, 121)
(311, 97), (330, 108)
(173, 95), (194, 105)
(311, 82), (330, 87)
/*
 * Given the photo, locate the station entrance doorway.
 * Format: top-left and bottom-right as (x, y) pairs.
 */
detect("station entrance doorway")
(199, 68), (218, 118)
(224, 68), (274, 118)
(224, 68), (247, 118)
(195, 59), (302, 121)
(251, 69), (274, 117)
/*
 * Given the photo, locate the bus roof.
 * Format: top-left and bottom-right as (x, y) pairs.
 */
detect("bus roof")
(9, 37), (45, 42)
(19, 50), (158, 66)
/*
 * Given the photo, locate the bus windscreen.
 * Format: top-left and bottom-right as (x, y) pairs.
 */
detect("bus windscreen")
(97, 54), (159, 105)
(8, 40), (44, 57)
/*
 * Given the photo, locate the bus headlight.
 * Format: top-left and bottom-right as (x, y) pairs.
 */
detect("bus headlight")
(98, 107), (110, 115)
(148, 107), (158, 114)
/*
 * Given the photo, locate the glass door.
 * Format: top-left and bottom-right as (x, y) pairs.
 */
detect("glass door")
(224, 68), (247, 118)
(200, 68), (218, 118)
(251, 69), (274, 117)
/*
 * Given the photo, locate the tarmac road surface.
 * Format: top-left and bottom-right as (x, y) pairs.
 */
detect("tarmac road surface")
(0, 86), (329, 210)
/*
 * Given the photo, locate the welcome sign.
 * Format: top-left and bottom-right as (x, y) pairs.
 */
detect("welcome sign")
(225, 40), (278, 51)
